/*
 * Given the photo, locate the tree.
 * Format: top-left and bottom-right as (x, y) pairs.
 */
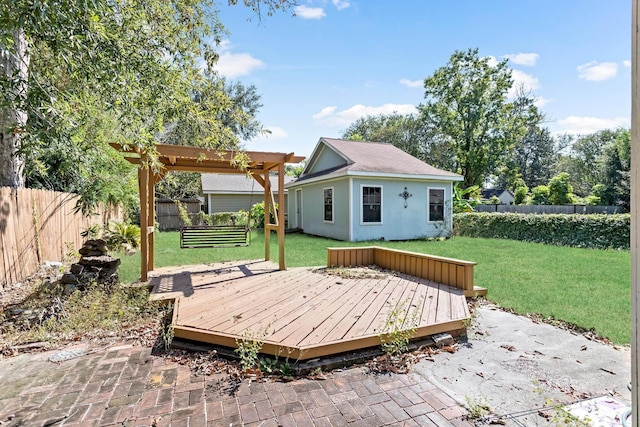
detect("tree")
(155, 172), (202, 201)
(154, 78), (269, 200)
(531, 185), (550, 205)
(419, 48), (530, 189)
(547, 172), (574, 205)
(555, 129), (621, 196)
(514, 185), (528, 205)
(0, 0), (294, 205)
(512, 126), (557, 189)
(597, 128), (630, 209)
(342, 113), (458, 172)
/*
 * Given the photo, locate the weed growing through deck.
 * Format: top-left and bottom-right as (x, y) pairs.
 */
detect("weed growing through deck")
(379, 297), (421, 357)
(235, 328), (268, 372)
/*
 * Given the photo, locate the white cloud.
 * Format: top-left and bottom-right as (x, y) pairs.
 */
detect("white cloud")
(623, 60), (631, 68)
(332, 0), (350, 10)
(295, 5), (326, 19)
(485, 56), (499, 67)
(557, 115), (629, 134)
(312, 103), (418, 127)
(534, 97), (551, 108)
(214, 41), (264, 78)
(400, 78), (422, 88)
(504, 53), (539, 67)
(577, 61), (618, 81)
(261, 126), (288, 139)
(508, 69), (540, 98)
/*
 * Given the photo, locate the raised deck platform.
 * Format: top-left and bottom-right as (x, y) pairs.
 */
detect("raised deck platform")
(149, 257), (472, 360)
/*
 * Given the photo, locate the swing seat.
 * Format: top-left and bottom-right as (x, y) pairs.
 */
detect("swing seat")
(180, 225), (249, 248)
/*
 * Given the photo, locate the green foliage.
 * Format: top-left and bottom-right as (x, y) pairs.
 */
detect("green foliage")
(583, 195), (601, 206)
(530, 185), (550, 205)
(464, 395), (491, 420)
(514, 186), (528, 205)
(194, 211), (250, 227)
(453, 212), (630, 250)
(341, 113), (452, 168)
(419, 48), (534, 188)
(510, 125), (557, 189)
(249, 201), (277, 228)
(156, 172), (202, 200)
(547, 172), (574, 205)
(379, 298), (420, 356)
(452, 183), (480, 213)
(486, 196), (501, 205)
(2, 0), (293, 210)
(285, 161), (306, 177)
(104, 220), (141, 253)
(235, 328), (267, 372)
(81, 224), (102, 240)
(175, 201), (192, 227)
(0, 279), (165, 350)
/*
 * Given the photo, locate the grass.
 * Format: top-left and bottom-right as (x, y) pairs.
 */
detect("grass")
(117, 231), (631, 344)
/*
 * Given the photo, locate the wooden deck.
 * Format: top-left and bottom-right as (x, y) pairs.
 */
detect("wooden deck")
(149, 260), (471, 360)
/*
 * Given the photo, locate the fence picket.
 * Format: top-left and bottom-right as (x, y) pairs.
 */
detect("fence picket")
(0, 188), (121, 287)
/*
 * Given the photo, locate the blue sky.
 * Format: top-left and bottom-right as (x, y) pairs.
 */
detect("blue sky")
(214, 1), (631, 158)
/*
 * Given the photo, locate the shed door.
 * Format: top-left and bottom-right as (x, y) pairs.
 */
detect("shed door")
(295, 189), (302, 229)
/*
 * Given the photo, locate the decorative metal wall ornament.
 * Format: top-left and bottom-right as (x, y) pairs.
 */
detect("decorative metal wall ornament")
(399, 187), (412, 208)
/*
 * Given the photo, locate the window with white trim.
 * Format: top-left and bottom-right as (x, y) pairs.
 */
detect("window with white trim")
(362, 186), (382, 223)
(428, 188), (445, 222)
(323, 187), (333, 222)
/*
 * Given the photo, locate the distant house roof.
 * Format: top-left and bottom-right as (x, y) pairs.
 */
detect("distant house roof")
(291, 137), (463, 185)
(202, 173), (295, 194)
(481, 189), (514, 199)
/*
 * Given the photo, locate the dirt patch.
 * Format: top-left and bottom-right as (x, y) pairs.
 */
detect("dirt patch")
(311, 265), (392, 280)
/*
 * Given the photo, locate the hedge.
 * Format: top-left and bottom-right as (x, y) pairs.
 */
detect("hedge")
(453, 213), (630, 250)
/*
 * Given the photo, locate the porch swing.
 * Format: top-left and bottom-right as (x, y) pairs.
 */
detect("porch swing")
(179, 178), (255, 249)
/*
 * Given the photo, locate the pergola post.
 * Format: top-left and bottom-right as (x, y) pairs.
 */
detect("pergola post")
(632, 0), (639, 422)
(138, 165), (149, 282)
(148, 172), (156, 273)
(277, 162), (286, 270)
(263, 169), (271, 262)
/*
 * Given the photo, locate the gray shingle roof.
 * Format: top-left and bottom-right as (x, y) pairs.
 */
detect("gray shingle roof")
(201, 173), (295, 194)
(297, 137), (462, 182)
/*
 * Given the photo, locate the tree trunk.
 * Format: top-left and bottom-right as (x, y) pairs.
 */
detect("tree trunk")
(0, 27), (29, 188)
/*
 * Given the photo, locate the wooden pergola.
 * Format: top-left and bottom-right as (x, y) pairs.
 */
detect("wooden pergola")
(111, 143), (305, 281)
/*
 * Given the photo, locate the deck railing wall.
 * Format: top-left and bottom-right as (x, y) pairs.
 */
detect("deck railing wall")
(0, 187), (120, 287)
(327, 246), (480, 297)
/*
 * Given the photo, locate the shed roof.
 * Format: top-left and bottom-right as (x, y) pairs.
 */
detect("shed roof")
(202, 173), (295, 194)
(294, 137), (462, 184)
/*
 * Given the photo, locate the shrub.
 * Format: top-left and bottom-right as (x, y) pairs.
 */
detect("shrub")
(453, 212), (629, 250)
(548, 172), (574, 205)
(103, 220), (141, 253)
(514, 186), (528, 205)
(530, 185), (550, 205)
(250, 201), (277, 228)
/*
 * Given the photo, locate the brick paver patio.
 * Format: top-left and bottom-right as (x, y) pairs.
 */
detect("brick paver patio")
(0, 344), (472, 426)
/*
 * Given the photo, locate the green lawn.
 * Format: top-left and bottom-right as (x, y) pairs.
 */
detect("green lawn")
(118, 231), (631, 344)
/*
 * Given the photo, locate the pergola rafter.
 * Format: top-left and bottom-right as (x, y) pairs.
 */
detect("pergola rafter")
(111, 143), (305, 281)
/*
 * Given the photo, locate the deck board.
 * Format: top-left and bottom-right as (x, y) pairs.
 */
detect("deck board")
(150, 261), (471, 360)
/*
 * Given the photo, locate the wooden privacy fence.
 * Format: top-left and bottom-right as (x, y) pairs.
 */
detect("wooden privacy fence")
(0, 187), (120, 287)
(155, 199), (201, 231)
(327, 246), (486, 297)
